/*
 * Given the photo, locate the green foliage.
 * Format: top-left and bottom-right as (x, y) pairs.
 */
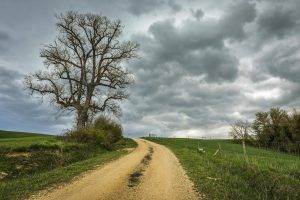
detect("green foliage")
(0, 131), (136, 200)
(252, 108), (300, 153)
(146, 138), (300, 200)
(93, 116), (123, 148)
(63, 116), (123, 149)
(63, 129), (105, 144)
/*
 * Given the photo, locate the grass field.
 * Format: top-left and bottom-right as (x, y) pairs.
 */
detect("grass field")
(146, 138), (300, 200)
(0, 130), (49, 139)
(0, 130), (137, 200)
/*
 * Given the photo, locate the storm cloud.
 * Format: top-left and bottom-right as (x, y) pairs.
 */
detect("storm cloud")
(0, 31), (9, 40)
(0, 0), (299, 137)
(0, 66), (72, 133)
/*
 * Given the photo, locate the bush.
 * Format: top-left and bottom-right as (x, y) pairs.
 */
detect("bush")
(93, 116), (123, 147)
(62, 116), (123, 149)
(63, 129), (104, 144)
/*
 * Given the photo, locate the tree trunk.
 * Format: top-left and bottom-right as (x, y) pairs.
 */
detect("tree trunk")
(76, 109), (89, 130)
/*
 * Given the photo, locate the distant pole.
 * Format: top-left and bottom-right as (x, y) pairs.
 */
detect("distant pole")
(242, 140), (247, 157)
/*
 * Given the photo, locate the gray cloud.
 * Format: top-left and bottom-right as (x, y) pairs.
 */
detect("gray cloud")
(179, 48), (238, 82)
(0, 30), (10, 53)
(127, 0), (163, 16)
(257, 4), (299, 38)
(126, 0), (183, 16)
(255, 41), (300, 83)
(167, 0), (182, 13)
(0, 66), (72, 134)
(221, 1), (256, 40)
(0, 31), (9, 40)
(122, 0), (300, 137)
(132, 8), (246, 84)
(0, 0), (299, 138)
(241, 0), (300, 51)
(191, 9), (204, 20)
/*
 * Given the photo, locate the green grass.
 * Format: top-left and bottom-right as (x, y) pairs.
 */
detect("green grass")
(145, 138), (300, 200)
(0, 130), (137, 200)
(0, 130), (49, 139)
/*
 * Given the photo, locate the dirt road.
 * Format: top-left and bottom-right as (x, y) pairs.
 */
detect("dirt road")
(31, 139), (199, 200)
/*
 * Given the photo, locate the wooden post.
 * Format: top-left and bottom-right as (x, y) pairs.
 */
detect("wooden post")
(213, 143), (221, 156)
(242, 140), (247, 157)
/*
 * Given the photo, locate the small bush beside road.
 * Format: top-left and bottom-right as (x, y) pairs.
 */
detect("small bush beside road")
(63, 116), (123, 149)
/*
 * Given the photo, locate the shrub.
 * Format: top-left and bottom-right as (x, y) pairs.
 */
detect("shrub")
(93, 116), (123, 147)
(63, 129), (104, 145)
(62, 116), (123, 149)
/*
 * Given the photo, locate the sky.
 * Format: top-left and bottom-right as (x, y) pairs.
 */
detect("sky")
(0, 0), (299, 138)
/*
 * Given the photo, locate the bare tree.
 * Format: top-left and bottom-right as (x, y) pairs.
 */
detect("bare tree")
(229, 120), (252, 157)
(25, 11), (138, 130)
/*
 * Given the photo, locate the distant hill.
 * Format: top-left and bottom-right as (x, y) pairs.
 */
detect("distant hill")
(0, 130), (50, 139)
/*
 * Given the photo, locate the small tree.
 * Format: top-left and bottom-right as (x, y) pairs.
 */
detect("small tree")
(290, 109), (300, 143)
(25, 11), (138, 130)
(252, 107), (300, 153)
(229, 120), (252, 157)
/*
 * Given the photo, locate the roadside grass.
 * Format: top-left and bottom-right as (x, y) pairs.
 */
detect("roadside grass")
(0, 130), (137, 200)
(145, 138), (300, 200)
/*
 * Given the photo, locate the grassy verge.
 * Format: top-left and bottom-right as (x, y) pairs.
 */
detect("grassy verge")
(0, 130), (137, 200)
(145, 138), (300, 200)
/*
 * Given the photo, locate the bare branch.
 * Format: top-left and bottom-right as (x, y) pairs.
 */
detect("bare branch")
(25, 11), (138, 129)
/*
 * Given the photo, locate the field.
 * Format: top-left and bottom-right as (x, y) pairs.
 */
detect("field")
(146, 138), (300, 200)
(0, 130), (137, 200)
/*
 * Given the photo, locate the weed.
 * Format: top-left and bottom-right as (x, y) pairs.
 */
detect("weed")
(128, 171), (143, 187)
